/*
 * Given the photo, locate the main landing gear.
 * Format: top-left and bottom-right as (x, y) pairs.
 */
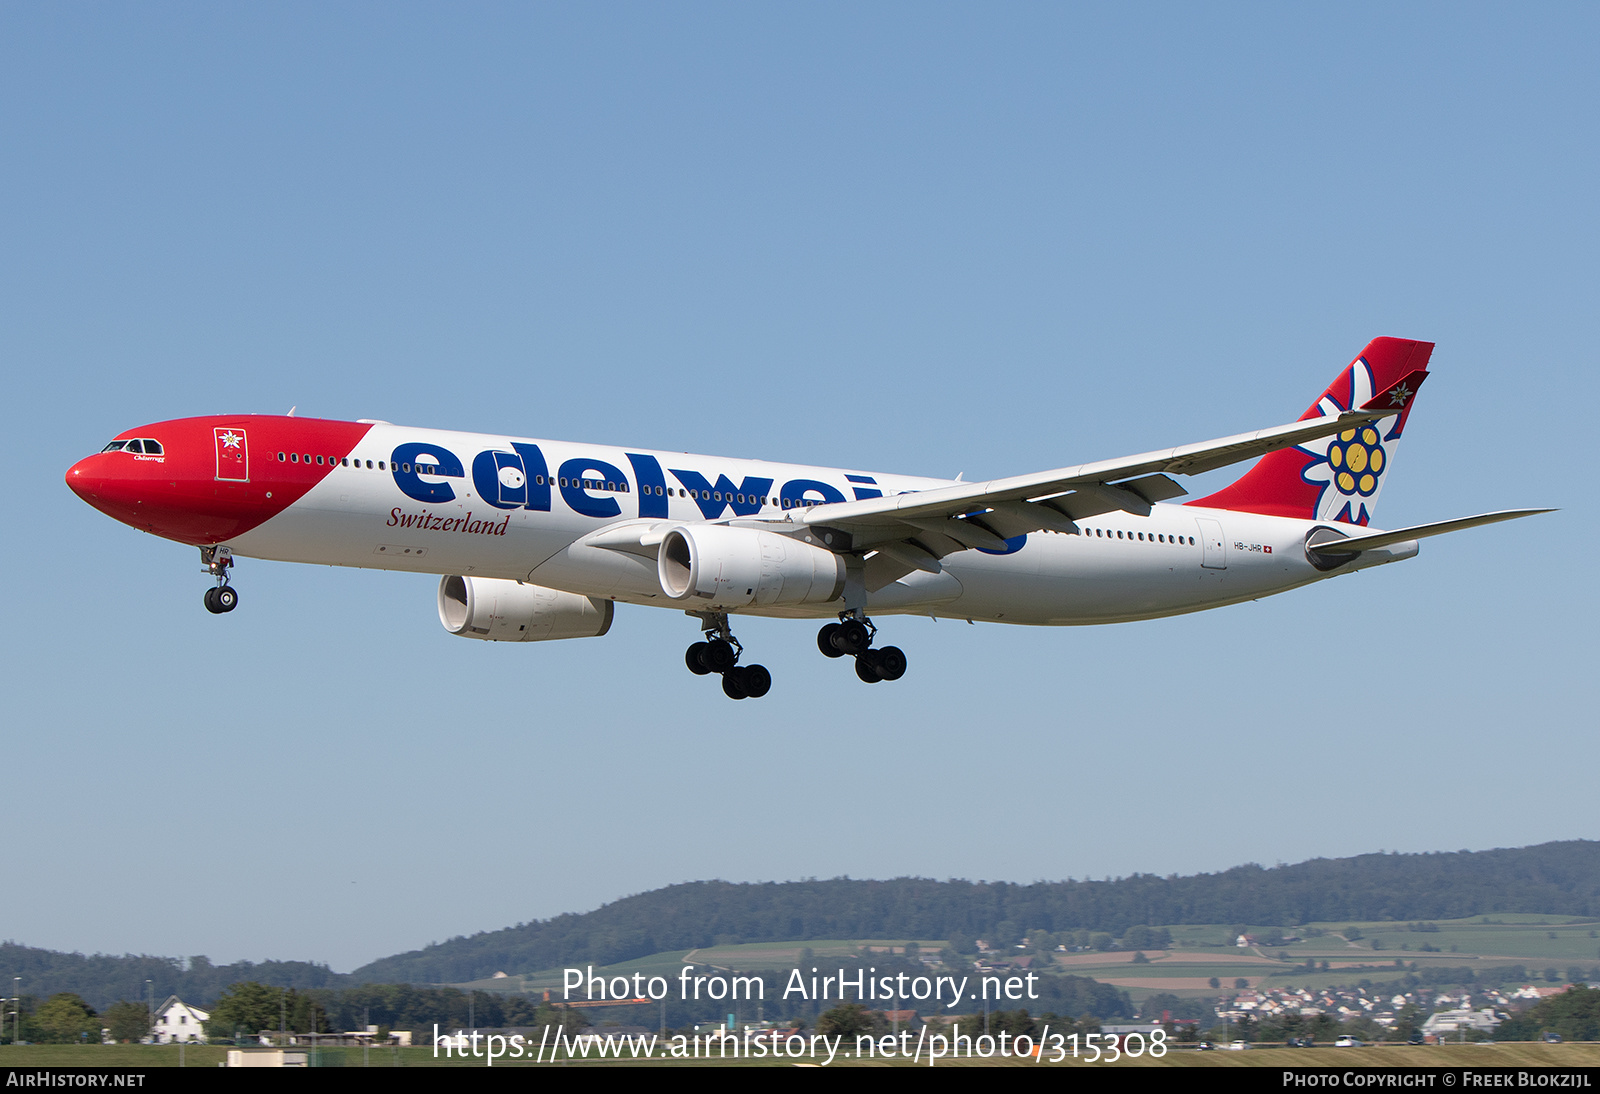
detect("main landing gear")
(685, 613), (772, 700)
(200, 546), (239, 614)
(817, 613), (907, 684)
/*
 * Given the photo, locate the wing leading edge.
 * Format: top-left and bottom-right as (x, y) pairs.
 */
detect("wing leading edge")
(796, 406), (1407, 588)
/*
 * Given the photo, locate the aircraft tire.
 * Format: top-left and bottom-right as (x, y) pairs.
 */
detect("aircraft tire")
(875, 645), (906, 681)
(817, 623), (845, 658)
(833, 620), (870, 655)
(686, 642), (713, 675)
(215, 586), (239, 612)
(703, 638), (738, 673)
(742, 664), (772, 698)
(203, 588), (223, 614)
(854, 652), (884, 683)
(722, 668), (750, 700)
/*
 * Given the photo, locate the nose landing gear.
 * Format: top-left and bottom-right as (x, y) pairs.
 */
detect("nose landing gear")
(685, 612), (772, 700)
(818, 613), (906, 683)
(201, 546), (239, 614)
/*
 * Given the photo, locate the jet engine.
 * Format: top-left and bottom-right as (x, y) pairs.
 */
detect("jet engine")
(437, 576), (613, 641)
(657, 524), (845, 610)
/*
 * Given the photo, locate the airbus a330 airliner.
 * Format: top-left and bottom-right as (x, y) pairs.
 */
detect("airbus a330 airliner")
(67, 337), (1547, 699)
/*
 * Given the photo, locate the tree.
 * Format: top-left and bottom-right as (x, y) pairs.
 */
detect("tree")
(104, 1001), (150, 1044)
(1496, 985), (1600, 1041)
(1208, 977), (1221, 989)
(1392, 1003), (1423, 1042)
(35, 994), (97, 1044)
(815, 1003), (877, 1039)
(206, 982), (283, 1042)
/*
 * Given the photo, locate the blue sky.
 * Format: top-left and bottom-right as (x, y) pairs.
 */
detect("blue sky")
(3, 3), (1594, 972)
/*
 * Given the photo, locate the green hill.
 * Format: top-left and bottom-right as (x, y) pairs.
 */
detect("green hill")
(351, 840), (1600, 984)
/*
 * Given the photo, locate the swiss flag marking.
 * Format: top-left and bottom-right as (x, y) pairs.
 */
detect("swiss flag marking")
(214, 428), (249, 482)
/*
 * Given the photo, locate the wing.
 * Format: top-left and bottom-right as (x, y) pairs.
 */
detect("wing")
(796, 405), (1411, 590)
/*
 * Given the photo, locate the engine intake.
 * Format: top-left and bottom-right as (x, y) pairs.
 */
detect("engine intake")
(658, 524), (845, 610)
(437, 576), (613, 641)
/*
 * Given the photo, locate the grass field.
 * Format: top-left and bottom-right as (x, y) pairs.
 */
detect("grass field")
(3, 1041), (1598, 1068)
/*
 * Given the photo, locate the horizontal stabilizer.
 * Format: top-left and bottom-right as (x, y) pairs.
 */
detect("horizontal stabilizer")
(1312, 508), (1555, 554)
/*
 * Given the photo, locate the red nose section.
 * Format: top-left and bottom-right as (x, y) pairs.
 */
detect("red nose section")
(67, 416), (374, 545)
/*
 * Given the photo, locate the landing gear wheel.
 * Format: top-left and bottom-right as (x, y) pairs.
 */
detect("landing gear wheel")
(203, 587), (222, 614)
(722, 668), (750, 700)
(817, 623), (846, 658)
(741, 664), (772, 698)
(214, 586), (238, 612)
(832, 619), (871, 655)
(875, 645), (906, 681)
(855, 652), (884, 683)
(702, 638), (738, 673)
(686, 642), (713, 675)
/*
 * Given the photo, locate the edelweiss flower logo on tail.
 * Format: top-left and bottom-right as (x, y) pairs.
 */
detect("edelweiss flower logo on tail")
(1296, 358), (1402, 526)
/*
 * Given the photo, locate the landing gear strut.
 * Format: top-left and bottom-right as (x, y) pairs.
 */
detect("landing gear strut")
(818, 612), (907, 683)
(201, 546), (239, 614)
(685, 612), (772, 700)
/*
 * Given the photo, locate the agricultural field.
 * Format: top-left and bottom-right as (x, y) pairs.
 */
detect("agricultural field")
(453, 915), (1600, 1003)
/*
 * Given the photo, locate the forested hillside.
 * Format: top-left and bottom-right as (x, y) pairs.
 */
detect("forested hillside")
(0, 947), (347, 1013)
(9, 840), (1597, 1003)
(353, 840), (1600, 983)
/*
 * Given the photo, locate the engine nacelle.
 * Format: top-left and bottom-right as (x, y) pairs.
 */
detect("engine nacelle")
(657, 524), (846, 610)
(437, 576), (613, 642)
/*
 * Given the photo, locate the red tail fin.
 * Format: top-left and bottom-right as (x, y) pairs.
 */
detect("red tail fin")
(1190, 337), (1434, 526)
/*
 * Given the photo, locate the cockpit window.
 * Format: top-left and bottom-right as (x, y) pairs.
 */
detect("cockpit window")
(101, 438), (163, 455)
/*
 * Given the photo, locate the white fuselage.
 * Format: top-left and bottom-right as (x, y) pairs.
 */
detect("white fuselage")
(224, 424), (1414, 626)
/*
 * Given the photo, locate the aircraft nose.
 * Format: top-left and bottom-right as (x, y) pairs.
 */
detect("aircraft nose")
(66, 453), (109, 502)
(66, 451), (150, 525)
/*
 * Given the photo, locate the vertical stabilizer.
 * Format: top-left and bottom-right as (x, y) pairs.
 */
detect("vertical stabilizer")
(1190, 337), (1433, 525)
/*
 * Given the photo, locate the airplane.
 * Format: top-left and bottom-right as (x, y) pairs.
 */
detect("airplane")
(66, 337), (1548, 699)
